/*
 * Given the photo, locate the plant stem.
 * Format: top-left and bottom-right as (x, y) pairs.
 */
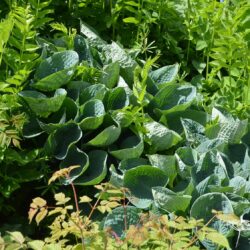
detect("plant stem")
(67, 175), (85, 250)
(184, 215), (217, 249)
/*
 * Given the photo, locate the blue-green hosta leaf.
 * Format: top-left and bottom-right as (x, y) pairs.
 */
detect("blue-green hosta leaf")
(181, 118), (206, 144)
(111, 110), (134, 128)
(110, 135), (144, 160)
(152, 187), (192, 213)
(124, 165), (169, 201)
(150, 63), (179, 88)
(59, 145), (89, 185)
(19, 89), (67, 118)
(77, 99), (105, 130)
(109, 165), (124, 188)
(161, 109), (208, 134)
(227, 193), (250, 216)
(44, 123), (82, 160)
(145, 121), (182, 153)
(229, 176), (246, 196)
(211, 107), (234, 123)
(192, 151), (228, 185)
(103, 87), (129, 110)
(103, 41), (137, 86)
(148, 154), (177, 188)
(118, 158), (149, 172)
(100, 62), (120, 88)
(196, 138), (225, 154)
(195, 174), (220, 196)
(86, 123), (121, 147)
(175, 147), (197, 179)
(23, 117), (44, 138)
(38, 98), (78, 134)
(217, 119), (248, 144)
(190, 192), (233, 230)
(35, 50), (79, 79)
(80, 20), (107, 49)
(103, 206), (140, 237)
(74, 150), (107, 185)
(79, 84), (107, 105)
(32, 68), (76, 92)
(149, 84), (196, 115)
(67, 81), (91, 101)
(74, 35), (93, 65)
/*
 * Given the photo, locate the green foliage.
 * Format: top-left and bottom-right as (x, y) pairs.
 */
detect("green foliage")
(0, 1), (249, 250)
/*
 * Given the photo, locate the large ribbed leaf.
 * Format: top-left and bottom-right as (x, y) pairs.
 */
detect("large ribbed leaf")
(145, 121), (182, 153)
(103, 87), (129, 110)
(217, 119), (248, 144)
(190, 193), (234, 249)
(181, 118), (206, 144)
(74, 34), (93, 64)
(190, 193), (233, 228)
(148, 154), (177, 188)
(150, 63), (179, 88)
(32, 68), (75, 92)
(118, 158), (149, 172)
(175, 147), (197, 179)
(79, 84), (107, 105)
(103, 206), (140, 237)
(77, 99), (105, 130)
(152, 187), (191, 213)
(59, 145), (89, 185)
(100, 62), (120, 88)
(19, 89), (67, 118)
(149, 84), (196, 115)
(35, 51), (79, 79)
(74, 150), (107, 185)
(124, 165), (169, 200)
(86, 124), (121, 147)
(110, 135), (144, 160)
(44, 123), (82, 160)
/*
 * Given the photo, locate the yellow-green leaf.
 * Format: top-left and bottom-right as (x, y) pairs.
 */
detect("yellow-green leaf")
(79, 195), (92, 203)
(7, 231), (25, 244)
(35, 207), (48, 225)
(54, 193), (71, 205)
(205, 232), (230, 249)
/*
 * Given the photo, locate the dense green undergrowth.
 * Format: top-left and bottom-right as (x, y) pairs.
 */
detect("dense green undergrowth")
(0, 0), (250, 249)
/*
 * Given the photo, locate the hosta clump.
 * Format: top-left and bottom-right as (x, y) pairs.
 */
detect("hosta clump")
(18, 22), (250, 249)
(18, 22), (192, 190)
